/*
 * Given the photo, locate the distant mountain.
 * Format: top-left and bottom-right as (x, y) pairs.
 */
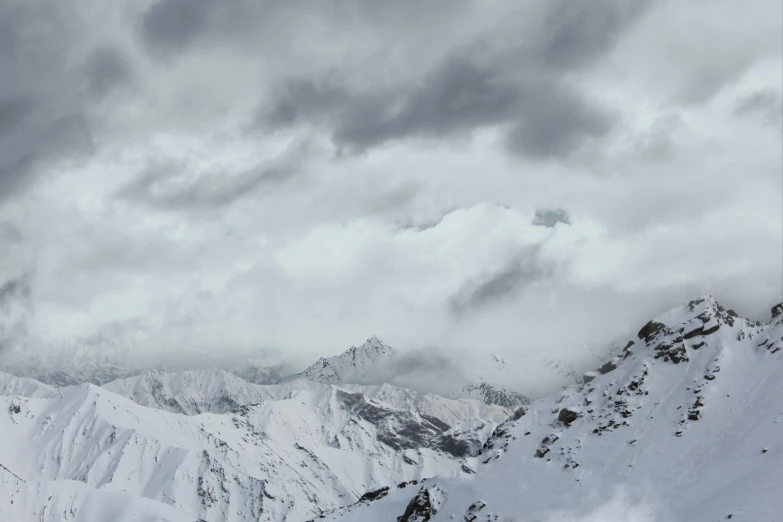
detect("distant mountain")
(102, 369), (510, 427)
(288, 335), (398, 384)
(287, 337), (530, 409)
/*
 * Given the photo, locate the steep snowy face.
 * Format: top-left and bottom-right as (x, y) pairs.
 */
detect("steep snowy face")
(291, 336), (398, 384)
(323, 297), (783, 522)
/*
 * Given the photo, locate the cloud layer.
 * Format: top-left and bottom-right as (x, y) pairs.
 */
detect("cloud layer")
(0, 0), (780, 393)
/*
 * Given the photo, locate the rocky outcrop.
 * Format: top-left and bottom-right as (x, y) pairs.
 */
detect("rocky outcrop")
(558, 407), (580, 426)
(397, 486), (444, 522)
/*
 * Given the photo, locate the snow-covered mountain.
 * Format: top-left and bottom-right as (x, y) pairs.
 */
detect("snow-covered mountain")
(101, 369), (510, 426)
(321, 297), (783, 521)
(0, 334), (289, 387)
(0, 369), (508, 521)
(288, 336), (530, 409)
(289, 335), (398, 384)
(1, 332), (530, 410)
(0, 371), (58, 398)
(4, 296), (782, 521)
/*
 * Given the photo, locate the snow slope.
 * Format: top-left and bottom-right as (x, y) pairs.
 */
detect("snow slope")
(323, 297), (783, 521)
(0, 375), (506, 521)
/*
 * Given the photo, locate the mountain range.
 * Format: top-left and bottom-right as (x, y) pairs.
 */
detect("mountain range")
(0, 296), (781, 521)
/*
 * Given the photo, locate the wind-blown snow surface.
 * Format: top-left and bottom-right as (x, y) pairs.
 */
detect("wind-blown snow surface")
(0, 370), (508, 521)
(323, 297), (783, 521)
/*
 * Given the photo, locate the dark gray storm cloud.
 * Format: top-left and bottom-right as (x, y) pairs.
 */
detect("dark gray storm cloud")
(116, 145), (307, 211)
(0, 273), (32, 347)
(0, 1), (132, 202)
(735, 90), (783, 129)
(138, 0), (215, 56)
(0, 274), (30, 308)
(81, 46), (134, 98)
(450, 246), (551, 315)
(532, 209), (571, 228)
(257, 0), (650, 160)
(535, 0), (652, 70)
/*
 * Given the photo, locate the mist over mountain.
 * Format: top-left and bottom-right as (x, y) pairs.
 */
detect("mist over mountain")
(0, 0), (780, 395)
(0, 0), (780, 520)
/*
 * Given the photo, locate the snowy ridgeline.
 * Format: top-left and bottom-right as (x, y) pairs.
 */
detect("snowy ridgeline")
(0, 296), (782, 521)
(324, 297), (783, 521)
(0, 334), (531, 410)
(0, 367), (510, 521)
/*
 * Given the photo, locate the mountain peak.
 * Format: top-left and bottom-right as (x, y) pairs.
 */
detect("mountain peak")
(292, 337), (398, 384)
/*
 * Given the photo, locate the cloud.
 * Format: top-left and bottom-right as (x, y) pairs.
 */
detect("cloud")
(533, 209), (571, 228)
(137, 0), (214, 56)
(256, 0), (652, 160)
(116, 141), (309, 211)
(0, 273), (33, 348)
(0, 1), (132, 202)
(0, 0), (778, 399)
(450, 246), (552, 315)
(735, 90), (783, 128)
(81, 46), (134, 97)
(342, 348), (469, 398)
(260, 54), (614, 159)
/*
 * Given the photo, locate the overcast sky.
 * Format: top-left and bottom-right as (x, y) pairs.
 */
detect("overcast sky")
(0, 0), (781, 382)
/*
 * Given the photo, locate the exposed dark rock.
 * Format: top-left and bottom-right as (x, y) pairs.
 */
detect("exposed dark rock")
(462, 382), (530, 408)
(683, 326), (704, 340)
(397, 487), (439, 522)
(511, 407), (526, 421)
(638, 321), (666, 343)
(702, 323), (720, 336)
(336, 390), (465, 456)
(558, 408), (580, 425)
(463, 500), (487, 521)
(358, 487), (390, 503)
(534, 447), (550, 458)
(772, 304), (783, 319)
(598, 360), (617, 375)
(583, 372), (597, 384)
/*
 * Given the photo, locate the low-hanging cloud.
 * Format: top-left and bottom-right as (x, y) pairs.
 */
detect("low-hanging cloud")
(0, 0), (778, 398)
(450, 245), (552, 316)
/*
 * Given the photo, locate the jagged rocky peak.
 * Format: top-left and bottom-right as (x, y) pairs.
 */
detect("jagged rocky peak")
(293, 336), (398, 384)
(629, 295), (752, 364)
(771, 303), (783, 322)
(346, 335), (398, 359)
